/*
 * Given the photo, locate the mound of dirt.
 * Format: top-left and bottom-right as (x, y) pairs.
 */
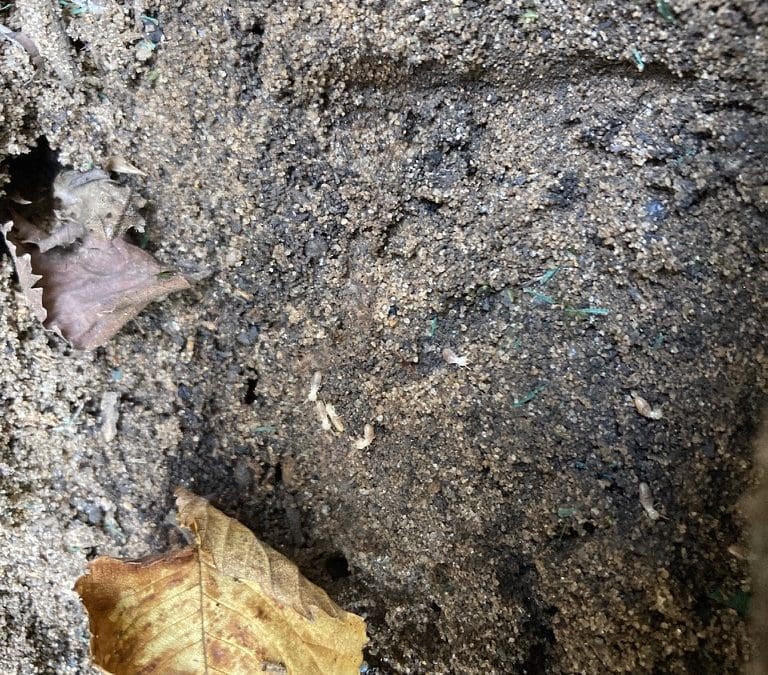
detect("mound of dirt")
(1, 0), (766, 672)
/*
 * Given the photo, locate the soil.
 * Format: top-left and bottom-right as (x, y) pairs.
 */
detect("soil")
(1, 0), (767, 673)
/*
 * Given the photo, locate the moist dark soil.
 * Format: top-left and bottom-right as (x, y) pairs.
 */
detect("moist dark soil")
(1, 0), (767, 673)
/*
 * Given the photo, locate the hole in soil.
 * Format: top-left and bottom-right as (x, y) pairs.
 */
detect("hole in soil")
(1, 137), (58, 211)
(71, 38), (87, 55)
(325, 552), (350, 580)
(244, 377), (258, 404)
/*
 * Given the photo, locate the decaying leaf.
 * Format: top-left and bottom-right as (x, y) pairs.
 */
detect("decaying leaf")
(75, 488), (367, 675)
(1, 168), (189, 349)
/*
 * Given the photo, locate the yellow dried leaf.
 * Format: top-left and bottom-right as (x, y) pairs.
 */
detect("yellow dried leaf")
(75, 488), (367, 674)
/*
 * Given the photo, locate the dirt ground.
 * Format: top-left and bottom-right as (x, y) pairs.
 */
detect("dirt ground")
(1, 0), (767, 673)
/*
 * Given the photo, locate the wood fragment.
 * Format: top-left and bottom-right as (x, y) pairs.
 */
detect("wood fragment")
(104, 155), (147, 176)
(99, 391), (120, 442)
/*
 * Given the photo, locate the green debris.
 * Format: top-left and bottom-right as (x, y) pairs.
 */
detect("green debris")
(59, 0), (109, 16)
(557, 507), (576, 518)
(52, 402), (84, 434)
(156, 270), (176, 279)
(103, 514), (126, 542)
(650, 332), (665, 349)
(523, 288), (555, 305)
(630, 47), (646, 72)
(145, 68), (160, 83)
(513, 384), (547, 407)
(564, 306), (610, 316)
(655, 0), (677, 24)
(520, 9), (538, 23)
(708, 589), (750, 618)
(253, 425), (277, 434)
(429, 317), (437, 338)
(536, 267), (560, 286)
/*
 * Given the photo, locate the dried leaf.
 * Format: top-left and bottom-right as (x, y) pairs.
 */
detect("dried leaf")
(2, 220), (47, 326)
(2, 168), (189, 349)
(75, 489), (367, 675)
(23, 219), (86, 252)
(9, 193), (33, 205)
(54, 169), (144, 239)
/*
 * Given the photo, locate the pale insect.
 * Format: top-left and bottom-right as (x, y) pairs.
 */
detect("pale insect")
(442, 347), (468, 367)
(632, 393), (663, 420)
(315, 400), (332, 431)
(325, 402), (345, 433)
(306, 371), (322, 402)
(638, 482), (661, 521)
(352, 423), (375, 450)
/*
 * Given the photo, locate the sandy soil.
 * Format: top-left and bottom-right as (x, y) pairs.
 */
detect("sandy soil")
(1, 0), (767, 673)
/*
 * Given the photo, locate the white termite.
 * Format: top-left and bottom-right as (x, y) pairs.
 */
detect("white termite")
(638, 482), (661, 521)
(632, 393), (663, 420)
(442, 347), (468, 367)
(352, 424), (375, 450)
(306, 371), (322, 402)
(315, 400), (332, 431)
(325, 402), (345, 433)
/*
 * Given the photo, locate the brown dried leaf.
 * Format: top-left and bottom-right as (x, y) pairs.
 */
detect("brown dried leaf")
(2, 220), (48, 326)
(3, 213), (189, 349)
(2, 168), (189, 349)
(23, 219), (86, 253)
(54, 169), (143, 239)
(75, 488), (367, 675)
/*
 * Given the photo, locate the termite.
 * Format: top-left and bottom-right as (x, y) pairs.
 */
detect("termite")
(315, 400), (332, 431)
(325, 402), (345, 433)
(442, 347), (468, 367)
(638, 482), (661, 521)
(632, 393), (663, 420)
(306, 371), (322, 402)
(352, 423), (375, 450)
